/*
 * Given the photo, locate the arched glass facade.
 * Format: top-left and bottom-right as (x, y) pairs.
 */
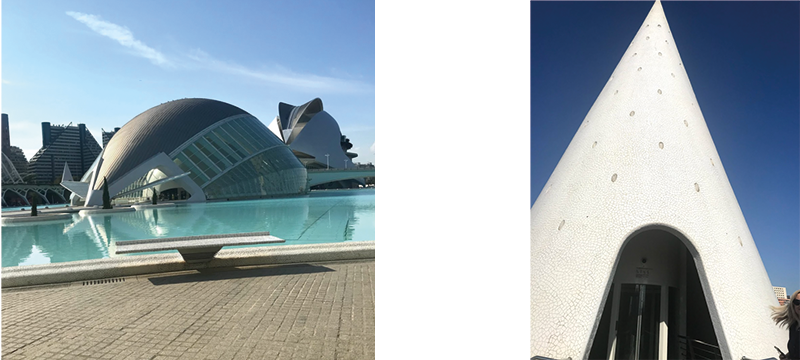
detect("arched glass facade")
(169, 114), (306, 199)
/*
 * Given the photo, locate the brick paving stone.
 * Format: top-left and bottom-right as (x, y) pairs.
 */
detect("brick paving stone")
(3, 260), (374, 359)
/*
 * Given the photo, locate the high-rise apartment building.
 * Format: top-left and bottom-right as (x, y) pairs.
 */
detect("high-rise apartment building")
(102, 127), (121, 148)
(1, 114), (31, 182)
(2, 114), (10, 154)
(28, 122), (102, 184)
(6, 147), (29, 179)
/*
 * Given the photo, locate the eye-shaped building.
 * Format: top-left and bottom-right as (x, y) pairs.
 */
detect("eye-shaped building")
(70, 98), (307, 206)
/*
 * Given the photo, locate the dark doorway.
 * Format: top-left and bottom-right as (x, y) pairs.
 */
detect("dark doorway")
(586, 228), (721, 360)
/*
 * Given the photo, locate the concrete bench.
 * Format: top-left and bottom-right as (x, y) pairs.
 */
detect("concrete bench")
(115, 231), (285, 263)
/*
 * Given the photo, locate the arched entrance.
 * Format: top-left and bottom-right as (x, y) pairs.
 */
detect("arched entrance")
(157, 187), (190, 201)
(26, 190), (49, 205)
(588, 227), (721, 360)
(3, 189), (29, 207)
(45, 189), (67, 204)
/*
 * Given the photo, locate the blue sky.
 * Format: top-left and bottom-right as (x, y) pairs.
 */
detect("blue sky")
(2, 0), (375, 164)
(531, 1), (800, 291)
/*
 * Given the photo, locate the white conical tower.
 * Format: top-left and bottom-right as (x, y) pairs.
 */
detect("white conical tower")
(530, 1), (786, 359)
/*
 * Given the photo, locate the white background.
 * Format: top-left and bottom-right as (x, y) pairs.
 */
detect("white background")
(0, 1), (532, 357)
(376, 1), (531, 358)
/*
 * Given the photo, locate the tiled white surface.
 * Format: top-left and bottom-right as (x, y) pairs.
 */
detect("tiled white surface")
(530, 1), (787, 358)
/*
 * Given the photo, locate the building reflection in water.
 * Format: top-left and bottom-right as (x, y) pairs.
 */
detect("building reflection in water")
(2, 190), (374, 267)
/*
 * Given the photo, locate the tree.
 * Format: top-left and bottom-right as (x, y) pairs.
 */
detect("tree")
(152, 188), (158, 205)
(102, 176), (112, 209)
(30, 194), (38, 216)
(340, 135), (353, 151)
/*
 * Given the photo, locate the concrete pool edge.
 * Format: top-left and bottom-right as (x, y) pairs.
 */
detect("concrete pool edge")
(1, 241), (374, 288)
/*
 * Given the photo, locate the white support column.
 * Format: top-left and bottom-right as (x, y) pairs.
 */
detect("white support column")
(607, 284), (621, 360)
(659, 286), (668, 360)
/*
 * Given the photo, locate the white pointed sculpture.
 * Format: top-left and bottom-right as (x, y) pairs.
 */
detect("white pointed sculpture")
(61, 161), (73, 183)
(530, 1), (786, 359)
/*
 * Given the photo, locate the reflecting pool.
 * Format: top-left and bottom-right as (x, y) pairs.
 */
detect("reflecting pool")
(2, 189), (374, 267)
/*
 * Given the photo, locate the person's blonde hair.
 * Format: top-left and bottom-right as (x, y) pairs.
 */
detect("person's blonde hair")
(772, 289), (800, 328)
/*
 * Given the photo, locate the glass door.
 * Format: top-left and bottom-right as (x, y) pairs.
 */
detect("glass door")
(615, 284), (661, 360)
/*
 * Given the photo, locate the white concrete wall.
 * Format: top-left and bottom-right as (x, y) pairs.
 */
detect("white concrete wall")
(290, 111), (352, 169)
(530, 1), (786, 358)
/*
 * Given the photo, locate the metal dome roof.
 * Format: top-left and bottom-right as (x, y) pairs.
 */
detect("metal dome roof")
(96, 98), (250, 189)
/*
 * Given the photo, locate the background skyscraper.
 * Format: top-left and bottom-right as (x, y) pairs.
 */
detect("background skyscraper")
(28, 122), (102, 184)
(2, 114), (11, 154)
(102, 127), (120, 148)
(1, 113), (32, 183)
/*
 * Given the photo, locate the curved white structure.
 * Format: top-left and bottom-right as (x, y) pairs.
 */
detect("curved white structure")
(268, 98), (355, 169)
(530, 1), (785, 359)
(2, 152), (24, 184)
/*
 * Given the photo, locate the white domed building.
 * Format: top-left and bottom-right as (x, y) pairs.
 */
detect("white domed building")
(64, 98), (308, 206)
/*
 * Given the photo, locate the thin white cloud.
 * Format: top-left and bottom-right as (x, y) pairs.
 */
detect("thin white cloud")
(66, 11), (171, 67)
(65, 12), (370, 93)
(187, 50), (369, 93)
(370, 142), (375, 153)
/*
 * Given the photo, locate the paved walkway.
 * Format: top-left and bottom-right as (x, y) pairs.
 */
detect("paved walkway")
(2, 260), (374, 360)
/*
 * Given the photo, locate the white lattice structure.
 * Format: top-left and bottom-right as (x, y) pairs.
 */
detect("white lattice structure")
(530, 1), (786, 359)
(2, 185), (68, 207)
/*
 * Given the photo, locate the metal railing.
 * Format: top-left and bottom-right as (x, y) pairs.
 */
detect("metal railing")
(532, 342), (777, 360)
(677, 335), (722, 359)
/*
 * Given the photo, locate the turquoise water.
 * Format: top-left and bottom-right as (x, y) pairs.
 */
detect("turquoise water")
(2, 189), (374, 267)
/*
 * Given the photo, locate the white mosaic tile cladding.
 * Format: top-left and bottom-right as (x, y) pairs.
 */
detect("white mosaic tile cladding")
(530, 1), (787, 359)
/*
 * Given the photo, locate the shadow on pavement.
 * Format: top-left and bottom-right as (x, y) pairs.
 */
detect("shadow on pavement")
(147, 264), (335, 285)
